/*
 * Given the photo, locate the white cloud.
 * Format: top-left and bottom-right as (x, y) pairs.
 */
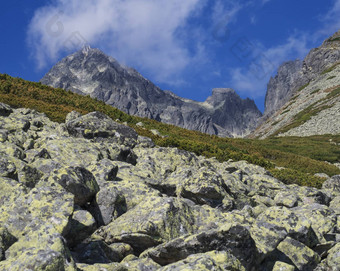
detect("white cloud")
(27, 0), (203, 83)
(211, 0), (243, 27)
(316, 0), (340, 38)
(229, 34), (309, 98)
(229, 0), (340, 100)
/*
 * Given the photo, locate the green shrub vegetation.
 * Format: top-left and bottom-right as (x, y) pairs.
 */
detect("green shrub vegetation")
(1, 73), (339, 188)
(327, 75), (336, 80)
(310, 89), (320, 95)
(329, 37), (340, 42)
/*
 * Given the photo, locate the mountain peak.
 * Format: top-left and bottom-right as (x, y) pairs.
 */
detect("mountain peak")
(212, 88), (236, 95)
(82, 44), (92, 54)
(41, 49), (262, 137)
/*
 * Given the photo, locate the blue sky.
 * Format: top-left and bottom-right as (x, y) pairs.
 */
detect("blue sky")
(1, 0), (340, 112)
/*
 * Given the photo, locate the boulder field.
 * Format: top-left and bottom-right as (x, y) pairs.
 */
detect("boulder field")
(0, 102), (339, 271)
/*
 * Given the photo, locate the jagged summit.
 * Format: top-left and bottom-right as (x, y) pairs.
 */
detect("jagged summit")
(41, 48), (262, 137)
(212, 88), (235, 94)
(81, 44), (92, 54)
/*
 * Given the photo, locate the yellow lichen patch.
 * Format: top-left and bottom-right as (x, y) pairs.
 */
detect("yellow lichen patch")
(277, 237), (320, 270)
(294, 204), (337, 243)
(272, 261), (295, 271)
(158, 250), (246, 271)
(0, 182), (74, 238)
(1, 231), (77, 271)
(94, 196), (196, 250)
(76, 263), (126, 271)
(121, 257), (161, 271)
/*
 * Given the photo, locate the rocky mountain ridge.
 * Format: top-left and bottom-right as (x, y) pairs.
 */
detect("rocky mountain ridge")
(253, 31), (340, 138)
(0, 102), (339, 270)
(40, 47), (262, 138)
(264, 30), (340, 118)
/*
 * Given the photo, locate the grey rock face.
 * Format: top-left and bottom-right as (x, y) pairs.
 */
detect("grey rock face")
(41, 47), (262, 137)
(264, 60), (304, 117)
(264, 30), (340, 118)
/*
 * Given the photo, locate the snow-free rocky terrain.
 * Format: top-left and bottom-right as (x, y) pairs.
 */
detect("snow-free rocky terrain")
(253, 30), (340, 138)
(0, 102), (340, 271)
(40, 47), (261, 138)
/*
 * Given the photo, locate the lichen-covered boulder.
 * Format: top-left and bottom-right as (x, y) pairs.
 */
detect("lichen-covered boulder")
(0, 184), (74, 238)
(134, 148), (231, 208)
(105, 144), (138, 165)
(293, 203), (337, 244)
(250, 206), (317, 255)
(88, 183), (127, 226)
(16, 163), (43, 188)
(323, 175), (340, 196)
(0, 103), (13, 116)
(0, 155), (17, 179)
(322, 242), (340, 269)
(31, 159), (62, 176)
(106, 243), (134, 262)
(72, 240), (115, 264)
(133, 147), (200, 180)
(176, 167), (229, 207)
(0, 227), (17, 261)
(119, 255), (161, 271)
(329, 196), (340, 215)
(65, 111), (138, 146)
(47, 166), (99, 206)
(37, 137), (106, 167)
(272, 261), (295, 271)
(141, 223), (257, 269)
(87, 159), (119, 185)
(0, 177), (27, 207)
(107, 163), (162, 210)
(0, 142), (25, 160)
(0, 129), (8, 142)
(93, 197), (197, 253)
(1, 114), (30, 132)
(25, 147), (51, 164)
(157, 250), (246, 271)
(71, 240), (132, 265)
(0, 231), (77, 271)
(274, 191), (299, 208)
(77, 262), (127, 271)
(276, 237), (321, 270)
(245, 174), (288, 199)
(65, 209), (97, 247)
(295, 186), (330, 205)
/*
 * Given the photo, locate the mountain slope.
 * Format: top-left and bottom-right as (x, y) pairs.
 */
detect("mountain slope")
(264, 31), (340, 118)
(40, 46), (261, 137)
(1, 73), (340, 189)
(253, 30), (340, 138)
